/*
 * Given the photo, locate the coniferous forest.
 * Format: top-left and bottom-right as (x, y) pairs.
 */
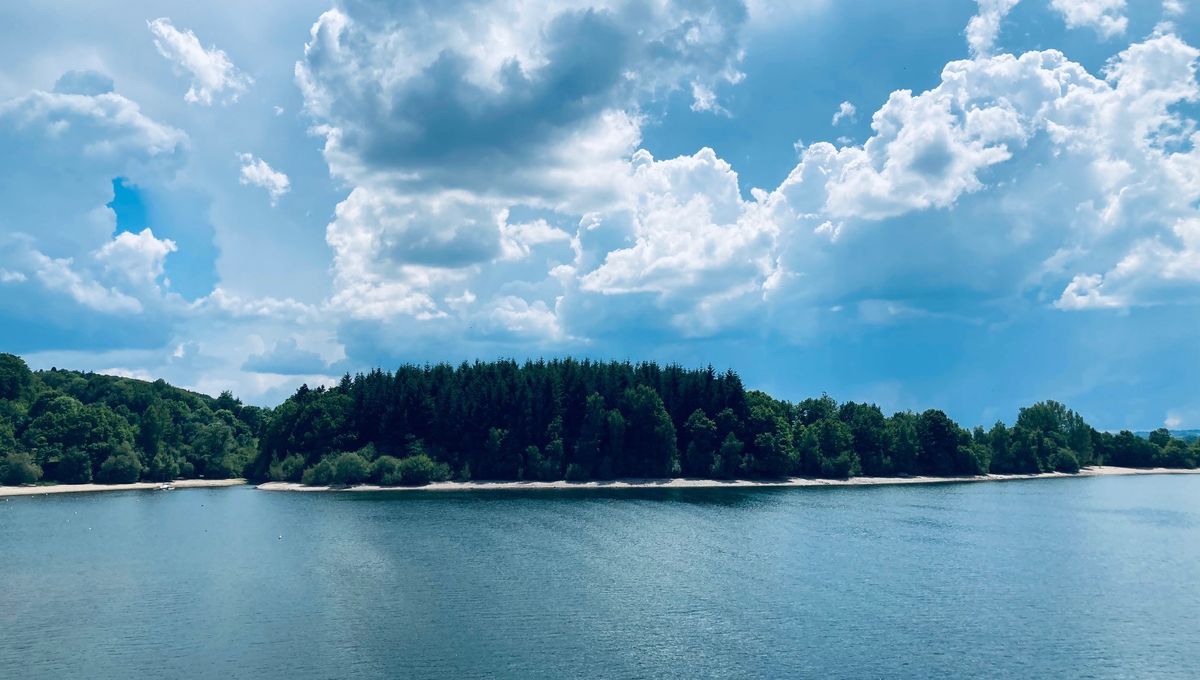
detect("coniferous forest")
(1, 352), (1197, 487)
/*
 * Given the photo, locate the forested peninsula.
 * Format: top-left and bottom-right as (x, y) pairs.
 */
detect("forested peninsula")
(1, 352), (1198, 490)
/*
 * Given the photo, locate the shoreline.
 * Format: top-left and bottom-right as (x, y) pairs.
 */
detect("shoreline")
(256, 466), (1200, 493)
(3, 467), (1195, 498)
(0, 478), (246, 497)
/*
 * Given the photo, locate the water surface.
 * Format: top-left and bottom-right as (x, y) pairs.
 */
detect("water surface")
(2, 475), (1198, 678)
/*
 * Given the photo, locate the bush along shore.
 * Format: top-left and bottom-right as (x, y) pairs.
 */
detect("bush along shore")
(2, 353), (1198, 490)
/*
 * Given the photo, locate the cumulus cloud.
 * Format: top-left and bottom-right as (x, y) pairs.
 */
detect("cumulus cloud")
(0, 83), (187, 316)
(94, 228), (177, 289)
(480, 296), (565, 340)
(0, 227), (178, 317)
(297, 0), (753, 343)
(237, 153), (290, 205)
(296, 0), (746, 202)
(576, 148), (778, 333)
(191, 287), (321, 323)
(500, 219), (572, 261)
(289, 1), (1200, 356)
(0, 87), (186, 165)
(567, 31), (1200, 333)
(29, 251), (144, 314)
(148, 18), (252, 105)
(1057, 218), (1200, 309)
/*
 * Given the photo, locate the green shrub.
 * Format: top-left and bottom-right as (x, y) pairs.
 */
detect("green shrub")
(1050, 448), (1081, 473)
(269, 454), (306, 482)
(564, 463), (589, 481)
(455, 462), (472, 482)
(57, 448), (93, 484)
(1157, 440), (1198, 469)
(145, 452), (180, 482)
(331, 451), (370, 486)
(1, 451), (42, 485)
(382, 453), (451, 486)
(370, 455), (401, 484)
(97, 452), (142, 484)
(300, 458), (335, 486)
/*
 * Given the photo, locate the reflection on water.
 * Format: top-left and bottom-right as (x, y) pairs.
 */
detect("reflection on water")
(2, 475), (1199, 679)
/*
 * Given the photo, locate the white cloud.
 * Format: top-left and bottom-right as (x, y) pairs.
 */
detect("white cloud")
(0, 83), (188, 328)
(0, 269), (27, 283)
(237, 153), (290, 205)
(295, 0), (755, 342)
(0, 88), (186, 163)
(97, 367), (154, 380)
(147, 18), (252, 105)
(1049, 0), (1128, 38)
(968, 1), (1132, 55)
(192, 287), (321, 323)
(94, 228), (176, 289)
(1055, 273), (1124, 309)
(690, 82), (724, 114)
(570, 31), (1200, 332)
(1057, 218), (1200, 309)
(482, 296), (565, 340)
(288, 1), (1200, 351)
(296, 1), (745, 203)
(30, 251), (143, 314)
(500, 219), (572, 261)
(579, 148), (776, 310)
(832, 100), (857, 125)
(966, 0), (1021, 57)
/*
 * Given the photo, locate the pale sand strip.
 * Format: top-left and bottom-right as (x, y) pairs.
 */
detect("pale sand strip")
(0, 478), (246, 497)
(256, 466), (1200, 493)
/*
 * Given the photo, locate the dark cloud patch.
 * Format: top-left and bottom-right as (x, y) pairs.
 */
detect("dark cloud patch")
(52, 70), (115, 96)
(242, 338), (330, 375)
(300, 0), (749, 195)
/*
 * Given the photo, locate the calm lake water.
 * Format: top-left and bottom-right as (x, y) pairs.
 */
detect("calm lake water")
(2, 475), (1199, 679)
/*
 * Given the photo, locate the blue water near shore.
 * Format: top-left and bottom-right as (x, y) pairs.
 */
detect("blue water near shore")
(2, 475), (1199, 679)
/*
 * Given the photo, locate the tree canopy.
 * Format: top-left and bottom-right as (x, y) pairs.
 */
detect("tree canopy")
(1, 353), (1196, 487)
(0, 354), (261, 485)
(247, 359), (1199, 485)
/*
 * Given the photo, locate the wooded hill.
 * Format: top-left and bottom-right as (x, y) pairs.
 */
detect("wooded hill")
(1, 353), (1196, 487)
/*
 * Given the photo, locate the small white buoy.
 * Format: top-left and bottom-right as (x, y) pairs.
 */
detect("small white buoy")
(278, 535), (283, 540)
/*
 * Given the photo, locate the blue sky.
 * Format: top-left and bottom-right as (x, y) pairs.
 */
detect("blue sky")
(1, 0), (1198, 430)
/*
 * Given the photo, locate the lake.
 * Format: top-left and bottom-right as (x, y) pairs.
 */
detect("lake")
(2, 475), (1199, 679)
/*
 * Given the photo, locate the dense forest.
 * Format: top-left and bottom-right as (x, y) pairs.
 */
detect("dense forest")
(0, 353), (263, 486)
(1, 353), (1197, 487)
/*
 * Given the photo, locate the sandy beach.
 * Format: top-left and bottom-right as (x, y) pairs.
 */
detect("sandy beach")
(0, 478), (247, 497)
(256, 466), (1200, 493)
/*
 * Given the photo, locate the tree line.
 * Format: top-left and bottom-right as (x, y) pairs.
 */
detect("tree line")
(1, 353), (1197, 487)
(0, 353), (262, 485)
